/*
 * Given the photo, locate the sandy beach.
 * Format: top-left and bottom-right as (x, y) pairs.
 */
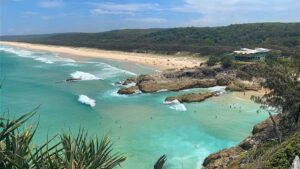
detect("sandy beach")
(0, 41), (206, 70)
(232, 88), (267, 102)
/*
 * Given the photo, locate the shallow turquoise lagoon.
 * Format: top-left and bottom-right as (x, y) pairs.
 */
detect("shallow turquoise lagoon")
(0, 45), (268, 169)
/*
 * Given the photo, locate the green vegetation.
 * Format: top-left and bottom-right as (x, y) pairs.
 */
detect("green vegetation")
(220, 56), (234, 68)
(1, 23), (300, 56)
(252, 56), (300, 125)
(238, 130), (300, 169)
(154, 155), (167, 169)
(0, 110), (126, 169)
(233, 55), (300, 168)
(1, 22), (300, 168)
(206, 56), (219, 66)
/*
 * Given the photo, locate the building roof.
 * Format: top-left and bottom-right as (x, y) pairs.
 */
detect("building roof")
(234, 48), (270, 54)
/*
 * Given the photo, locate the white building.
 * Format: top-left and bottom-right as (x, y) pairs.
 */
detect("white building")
(234, 48), (270, 55)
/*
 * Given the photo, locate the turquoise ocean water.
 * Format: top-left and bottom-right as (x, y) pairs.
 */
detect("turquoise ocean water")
(0, 45), (268, 169)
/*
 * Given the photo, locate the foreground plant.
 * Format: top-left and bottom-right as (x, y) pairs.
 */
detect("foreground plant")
(154, 155), (167, 169)
(59, 129), (126, 169)
(0, 110), (126, 169)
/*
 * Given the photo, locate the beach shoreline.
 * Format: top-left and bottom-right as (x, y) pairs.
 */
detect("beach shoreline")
(0, 41), (206, 70)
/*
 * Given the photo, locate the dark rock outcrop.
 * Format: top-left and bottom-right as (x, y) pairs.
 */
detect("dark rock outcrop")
(216, 72), (236, 86)
(138, 79), (217, 93)
(117, 86), (139, 95)
(202, 147), (243, 169)
(122, 76), (137, 85)
(117, 65), (262, 95)
(226, 80), (261, 92)
(165, 92), (214, 103)
(66, 77), (81, 82)
(225, 83), (244, 92)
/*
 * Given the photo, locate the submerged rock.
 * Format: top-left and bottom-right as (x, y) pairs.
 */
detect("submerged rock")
(66, 77), (81, 82)
(122, 76), (138, 85)
(117, 86), (139, 95)
(165, 92), (214, 103)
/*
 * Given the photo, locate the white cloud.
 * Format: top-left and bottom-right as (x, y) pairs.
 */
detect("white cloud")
(39, 0), (64, 8)
(173, 0), (300, 26)
(174, 0), (300, 13)
(90, 2), (160, 15)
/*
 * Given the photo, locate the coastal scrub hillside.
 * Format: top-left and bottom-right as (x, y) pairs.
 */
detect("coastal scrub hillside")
(1, 23), (300, 56)
(202, 54), (300, 169)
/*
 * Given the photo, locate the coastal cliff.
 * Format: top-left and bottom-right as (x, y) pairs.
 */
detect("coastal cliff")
(202, 114), (300, 169)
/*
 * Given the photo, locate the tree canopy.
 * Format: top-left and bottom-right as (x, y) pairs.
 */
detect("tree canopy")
(2, 23), (300, 56)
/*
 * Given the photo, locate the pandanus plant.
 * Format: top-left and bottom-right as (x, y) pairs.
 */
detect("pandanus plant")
(59, 130), (126, 169)
(154, 155), (167, 169)
(0, 110), (126, 169)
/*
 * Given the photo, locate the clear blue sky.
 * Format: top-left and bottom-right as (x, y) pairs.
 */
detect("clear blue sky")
(1, 0), (300, 35)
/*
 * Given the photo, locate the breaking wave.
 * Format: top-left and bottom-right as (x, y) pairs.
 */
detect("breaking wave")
(78, 95), (96, 107)
(0, 46), (75, 64)
(96, 63), (136, 79)
(70, 71), (101, 81)
(208, 86), (226, 93)
(164, 99), (187, 111)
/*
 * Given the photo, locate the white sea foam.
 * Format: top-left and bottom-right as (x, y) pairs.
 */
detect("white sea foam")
(70, 71), (101, 81)
(0, 46), (76, 64)
(35, 57), (54, 64)
(164, 99), (187, 111)
(61, 63), (79, 67)
(95, 63), (136, 79)
(0, 46), (34, 57)
(208, 86), (226, 93)
(170, 104), (187, 111)
(53, 55), (76, 63)
(112, 81), (137, 89)
(78, 95), (96, 107)
(156, 89), (168, 93)
(125, 82), (136, 87)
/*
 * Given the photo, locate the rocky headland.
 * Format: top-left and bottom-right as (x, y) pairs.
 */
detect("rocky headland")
(202, 113), (300, 169)
(117, 64), (263, 97)
(202, 115), (281, 169)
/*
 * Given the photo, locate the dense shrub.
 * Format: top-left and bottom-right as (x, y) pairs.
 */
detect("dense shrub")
(221, 56), (233, 68)
(207, 56), (219, 66)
